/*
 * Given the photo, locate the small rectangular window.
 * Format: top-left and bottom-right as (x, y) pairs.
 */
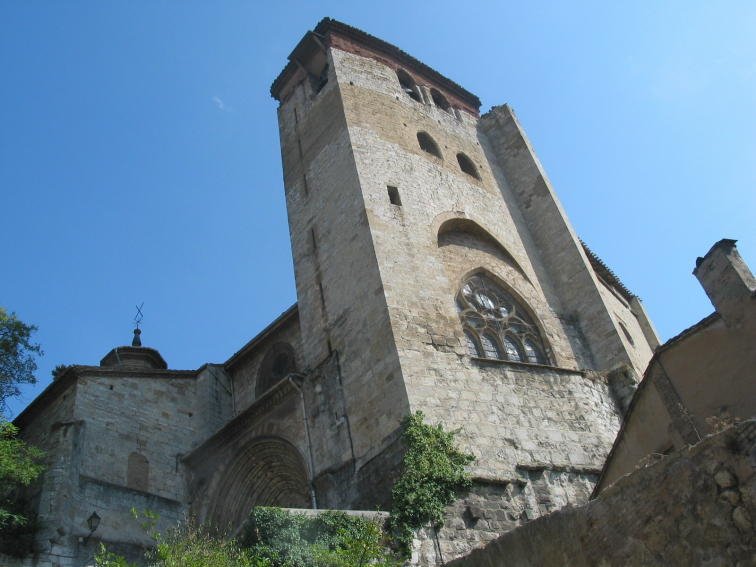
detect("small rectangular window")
(387, 186), (402, 206)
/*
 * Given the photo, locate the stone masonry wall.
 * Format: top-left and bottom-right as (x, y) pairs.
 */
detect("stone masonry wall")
(327, 43), (624, 504)
(448, 420), (756, 567)
(75, 372), (200, 502)
(480, 105), (652, 374)
(277, 50), (411, 484)
(595, 278), (655, 378)
(228, 315), (303, 414)
(13, 369), (204, 567)
(15, 380), (77, 567)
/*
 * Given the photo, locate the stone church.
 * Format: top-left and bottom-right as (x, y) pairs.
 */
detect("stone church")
(13, 18), (677, 566)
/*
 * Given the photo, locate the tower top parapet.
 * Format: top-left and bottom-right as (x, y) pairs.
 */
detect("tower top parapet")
(270, 17), (481, 114)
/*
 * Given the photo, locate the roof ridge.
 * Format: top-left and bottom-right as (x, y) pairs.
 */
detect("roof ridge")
(580, 240), (635, 302)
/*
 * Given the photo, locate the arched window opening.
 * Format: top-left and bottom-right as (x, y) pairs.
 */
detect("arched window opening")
(503, 337), (523, 362)
(464, 329), (482, 357)
(396, 69), (421, 102)
(618, 320), (635, 346)
(457, 273), (550, 364)
(417, 132), (443, 159)
(430, 88), (451, 112)
(457, 153), (481, 179)
(127, 452), (149, 492)
(256, 343), (297, 398)
(481, 333), (502, 359)
(523, 339), (545, 365)
(313, 63), (329, 94)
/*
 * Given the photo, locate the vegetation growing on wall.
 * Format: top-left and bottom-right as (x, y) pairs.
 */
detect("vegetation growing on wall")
(94, 412), (473, 565)
(388, 411), (474, 555)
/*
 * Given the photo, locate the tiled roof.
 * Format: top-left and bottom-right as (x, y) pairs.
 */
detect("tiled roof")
(581, 240), (635, 302)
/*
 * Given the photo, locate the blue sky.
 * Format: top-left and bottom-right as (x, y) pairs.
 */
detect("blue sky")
(2, 2), (754, 419)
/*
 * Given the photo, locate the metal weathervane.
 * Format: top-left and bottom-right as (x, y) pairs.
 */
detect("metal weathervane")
(132, 303), (144, 347)
(134, 302), (144, 329)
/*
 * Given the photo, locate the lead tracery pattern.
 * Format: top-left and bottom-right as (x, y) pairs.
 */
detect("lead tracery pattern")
(458, 274), (549, 365)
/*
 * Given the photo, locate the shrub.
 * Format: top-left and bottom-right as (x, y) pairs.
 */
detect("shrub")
(96, 508), (397, 567)
(388, 411), (474, 555)
(240, 507), (399, 566)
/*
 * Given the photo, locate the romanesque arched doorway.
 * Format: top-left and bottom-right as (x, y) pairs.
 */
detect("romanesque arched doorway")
(205, 437), (311, 531)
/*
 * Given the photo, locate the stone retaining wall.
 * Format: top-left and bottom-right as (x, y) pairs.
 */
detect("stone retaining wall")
(447, 420), (755, 566)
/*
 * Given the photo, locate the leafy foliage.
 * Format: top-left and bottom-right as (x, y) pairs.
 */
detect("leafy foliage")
(388, 411), (474, 555)
(0, 307), (42, 415)
(0, 420), (45, 556)
(94, 544), (139, 567)
(150, 522), (269, 567)
(0, 308), (45, 542)
(239, 508), (399, 567)
(51, 364), (71, 381)
(0, 421), (44, 528)
(96, 508), (397, 567)
(96, 511), (269, 567)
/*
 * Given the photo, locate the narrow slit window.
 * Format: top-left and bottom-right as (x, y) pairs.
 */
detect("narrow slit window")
(387, 186), (402, 206)
(457, 153), (481, 179)
(417, 132), (443, 159)
(430, 88), (451, 112)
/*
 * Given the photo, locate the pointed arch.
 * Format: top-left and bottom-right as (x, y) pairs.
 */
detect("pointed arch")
(205, 437), (311, 531)
(256, 343), (297, 399)
(456, 271), (550, 364)
(463, 328), (483, 357)
(480, 332), (503, 359)
(437, 217), (528, 280)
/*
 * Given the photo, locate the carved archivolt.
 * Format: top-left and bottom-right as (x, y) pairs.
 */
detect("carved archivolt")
(205, 436), (311, 530)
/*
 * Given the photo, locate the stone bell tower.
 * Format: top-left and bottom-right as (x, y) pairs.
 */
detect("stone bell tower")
(271, 18), (659, 549)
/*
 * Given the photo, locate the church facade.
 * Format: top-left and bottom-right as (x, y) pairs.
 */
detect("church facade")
(13, 19), (660, 566)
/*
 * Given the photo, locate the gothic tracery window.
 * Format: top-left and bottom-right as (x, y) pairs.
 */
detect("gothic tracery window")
(457, 274), (549, 365)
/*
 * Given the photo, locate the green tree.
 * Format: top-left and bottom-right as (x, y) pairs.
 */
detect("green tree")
(0, 421), (44, 528)
(0, 307), (43, 414)
(0, 307), (45, 536)
(51, 364), (70, 381)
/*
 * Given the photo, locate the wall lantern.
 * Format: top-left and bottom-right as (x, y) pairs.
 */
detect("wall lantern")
(82, 511), (101, 544)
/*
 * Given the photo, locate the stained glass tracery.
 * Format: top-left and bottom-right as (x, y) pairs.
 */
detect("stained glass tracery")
(457, 274), (549, 365)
